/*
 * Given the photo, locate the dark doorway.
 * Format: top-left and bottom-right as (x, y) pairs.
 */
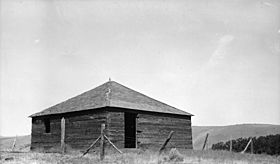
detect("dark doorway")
(44, 118), (50, 133)
(124, 112), (137, 148)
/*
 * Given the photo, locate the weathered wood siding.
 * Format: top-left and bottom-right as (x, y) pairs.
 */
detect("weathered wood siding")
(31, 117), (61, 151)
(31, 109), (192, 152)
(31, 111), (107, 151)
(137, 113), (192, 149)
(106, 112), (125, 148)
(65, 111), (107, 150)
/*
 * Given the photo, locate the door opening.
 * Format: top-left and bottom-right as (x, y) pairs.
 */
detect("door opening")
(124, 112), (137, 148)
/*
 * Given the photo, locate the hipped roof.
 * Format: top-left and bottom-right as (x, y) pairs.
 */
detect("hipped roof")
(30, 81), (193, 117)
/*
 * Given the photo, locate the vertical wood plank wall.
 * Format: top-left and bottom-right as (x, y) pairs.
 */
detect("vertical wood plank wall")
(65, 111), (107, 150)
(31, 111), (107, 152)
(31, 118), (61, 151)
(31, 110), (192, 152)
(106, 112), (125, 148)
(137, 113), (192, 149)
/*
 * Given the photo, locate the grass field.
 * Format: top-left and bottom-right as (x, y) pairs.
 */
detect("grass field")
(2, 124), (279, 151)
(1, 124), (279, 163)
(1, 149), (279, 164)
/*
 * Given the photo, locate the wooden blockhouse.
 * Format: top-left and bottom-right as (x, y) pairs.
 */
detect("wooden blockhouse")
(30, 81), (193, 152)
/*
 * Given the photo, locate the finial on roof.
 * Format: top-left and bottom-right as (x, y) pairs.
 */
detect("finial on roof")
(109, 77), (111, 81)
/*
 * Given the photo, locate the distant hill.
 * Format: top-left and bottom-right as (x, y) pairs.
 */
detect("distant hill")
(192, 124), (280, 150)
(1, 124), (279, 151)
(0, 135), (31, 151)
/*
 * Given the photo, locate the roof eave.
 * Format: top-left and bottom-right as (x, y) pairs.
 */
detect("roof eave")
(29, 106), (194, 118)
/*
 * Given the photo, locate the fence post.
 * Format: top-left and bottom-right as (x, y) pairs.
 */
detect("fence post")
(202, 133), (209, 150)
(229, 136), (232, 152)
(159, 131), (174, 155)
(100, 123), (105, 160)
(61, 117), (65, 154)
(81, 136), (101, 157)
(11, 135), (17, 151)
(241, 138), (252, 154)
(104, 135), (123, 154)
(251, 139), (253, 154)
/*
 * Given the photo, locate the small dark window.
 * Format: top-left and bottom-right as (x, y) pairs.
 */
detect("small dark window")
(44, 118), (50, 133)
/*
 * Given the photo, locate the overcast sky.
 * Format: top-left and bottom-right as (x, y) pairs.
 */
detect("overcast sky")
(1, 0), (280, 136)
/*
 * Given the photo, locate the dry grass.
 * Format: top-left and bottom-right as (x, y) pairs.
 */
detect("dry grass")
(0, 149), (279, 164)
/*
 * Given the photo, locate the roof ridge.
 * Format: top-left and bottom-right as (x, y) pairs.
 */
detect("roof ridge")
(106, 81), (112, 106)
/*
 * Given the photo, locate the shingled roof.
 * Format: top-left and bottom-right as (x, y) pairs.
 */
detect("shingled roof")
(30, 81), (193, 117)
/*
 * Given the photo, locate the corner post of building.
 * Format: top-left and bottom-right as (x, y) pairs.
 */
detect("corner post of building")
(100, 123), (105, 160)
(135, 115), (138, 149)
(61, 117), (65, 154)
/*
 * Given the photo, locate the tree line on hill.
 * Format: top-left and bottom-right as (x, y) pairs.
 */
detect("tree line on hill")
(211, 134), (280, 155)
